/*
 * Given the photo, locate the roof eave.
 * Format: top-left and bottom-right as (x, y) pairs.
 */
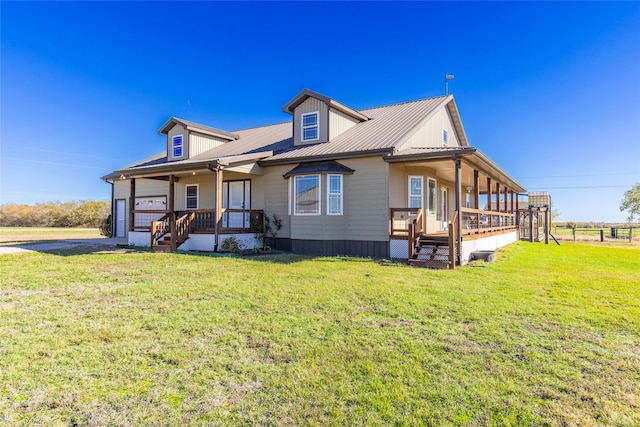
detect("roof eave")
(260, 148), (394, 166)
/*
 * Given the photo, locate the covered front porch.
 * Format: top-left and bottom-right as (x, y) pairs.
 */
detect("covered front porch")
(387, 148), (525, 268)
(120, 155), (268, 253)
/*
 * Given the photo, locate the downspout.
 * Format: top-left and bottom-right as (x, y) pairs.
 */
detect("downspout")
(103, 178), (114, 238)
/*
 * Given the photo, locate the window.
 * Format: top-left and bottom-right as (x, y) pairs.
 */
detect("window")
(172, 135), (183, 158)
(301, 112), (319, 142)
(442, 129), (448, 147)
(427, 178), (437, 215)
(294, 175), (320, 215)
(327, 175), (343, 215)
(186, 185), (198, 210)
(408, 176), (423, 209)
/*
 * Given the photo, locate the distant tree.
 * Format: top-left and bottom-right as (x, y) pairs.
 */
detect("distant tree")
(620, 183), (640, 223)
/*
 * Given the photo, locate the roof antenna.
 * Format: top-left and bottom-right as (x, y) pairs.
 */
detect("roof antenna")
(445, 73), (455, 95)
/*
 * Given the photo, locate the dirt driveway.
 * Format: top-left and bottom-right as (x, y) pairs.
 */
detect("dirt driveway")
(0, 238), (127, 255)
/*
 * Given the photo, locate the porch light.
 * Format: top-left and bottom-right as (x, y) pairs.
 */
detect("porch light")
(466, 186), (473, 193)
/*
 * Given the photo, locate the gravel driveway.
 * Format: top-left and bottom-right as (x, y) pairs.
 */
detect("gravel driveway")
(0, 238), (127, 255)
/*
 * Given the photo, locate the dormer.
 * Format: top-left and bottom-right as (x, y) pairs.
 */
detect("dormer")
(283, 89), (369, 147)
(158, 117), (239, 161)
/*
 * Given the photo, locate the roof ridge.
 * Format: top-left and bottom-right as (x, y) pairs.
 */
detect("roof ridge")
(358, 95), (448, 113)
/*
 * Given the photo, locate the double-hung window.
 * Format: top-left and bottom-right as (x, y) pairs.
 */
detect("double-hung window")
(301, 112), (319, 142)
(327, 175), (343, 215)
(409, 176), (423, 209)
(186, 184), (198, 210)
(427, 178), (437, 215)
(442, 129), (448, 147)
(294, 175), (320, 215)
(172, 135), (183, 158)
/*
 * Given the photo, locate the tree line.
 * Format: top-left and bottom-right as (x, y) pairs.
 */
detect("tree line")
(0, 201), (110, 228)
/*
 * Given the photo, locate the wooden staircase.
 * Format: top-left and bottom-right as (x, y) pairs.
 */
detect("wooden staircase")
(150, 211), (194, 253)
(407, 211), (458, 270)
(408, 233), (453, 269)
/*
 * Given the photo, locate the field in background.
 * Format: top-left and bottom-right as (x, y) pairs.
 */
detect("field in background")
(1, 241), (638, 425)
(0, 227), (102, 245)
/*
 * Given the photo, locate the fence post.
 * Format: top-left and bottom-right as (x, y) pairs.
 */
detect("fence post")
(630, 227), (633, 243)
(572, 227), (576, 241)
(600, 229), (604, 242)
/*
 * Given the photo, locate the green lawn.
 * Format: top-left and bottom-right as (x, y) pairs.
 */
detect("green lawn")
(1, 242), (638, 426)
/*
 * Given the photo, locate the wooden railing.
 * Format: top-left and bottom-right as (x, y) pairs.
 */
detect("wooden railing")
(133, 210), (169, 231)
(150, 213), (171, 247)
(391, 208), (423, 236)
(406, 209), (424, 260)
(175, 211), (195, 245)
(459, 208), (516, 235)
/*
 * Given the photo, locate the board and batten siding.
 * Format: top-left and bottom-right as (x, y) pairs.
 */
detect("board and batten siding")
(113, 178), (171, 233)
(293, 97), (329, 146)
(288, 156), (390, 243)
(261, 165), (294, 238)
(329, 108), (360, 140)
(396, 107), (461, 152)
(167, 123), (187, 161)
(189, 132), (227, 158)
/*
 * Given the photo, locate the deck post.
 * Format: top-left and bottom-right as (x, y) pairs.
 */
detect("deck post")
(529, 208), (534, 242)
(215, 166), (223, 251)
(474, 170), (479, 233)
(454, 158), (462, 265)
(129, 178), (136, 232)
(408, 222), (415, 261)
(169, 174), (176, 252)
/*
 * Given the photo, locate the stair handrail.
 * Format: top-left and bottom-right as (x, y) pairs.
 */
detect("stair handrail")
(150, 213), (171, 247)
(407, 209), (423, 261)
(175, 211), (195, 245)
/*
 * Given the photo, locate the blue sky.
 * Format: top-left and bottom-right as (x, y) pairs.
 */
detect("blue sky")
(1, 1), (639, 222)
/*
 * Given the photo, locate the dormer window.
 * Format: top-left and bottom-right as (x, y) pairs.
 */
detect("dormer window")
(442, 129), (448, 147)
(302, 112), (319, 142)
(172, 135), (183, 158)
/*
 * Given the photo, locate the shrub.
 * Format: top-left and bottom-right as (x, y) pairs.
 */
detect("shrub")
(99, 214), (112, 237)
(220, 236), (244, 254)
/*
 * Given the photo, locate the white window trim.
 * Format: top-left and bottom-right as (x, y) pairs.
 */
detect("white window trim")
(294, 174), (321, 215)
(408, 176), (423, 209)
(288, 177), (292, 216)
(442, 129), (448, 147)
(327, 174), (343, 215)
(185, 184), (199, 210)
(172, 134), (184, 158)
(427, 177), (437, 216)
(301, 111), (319, 142)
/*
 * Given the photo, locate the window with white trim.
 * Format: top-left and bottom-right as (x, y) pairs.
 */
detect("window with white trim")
(294, 175), (320, 215)
(427, 178), (437, 215)
(408, 176), (423, 209)
(327, 175), (343, 215)
(186, 184), (198, 210)
(172, 135), (183, 158)
(442, 129), (448, 147)
(301, 112), (319, 142)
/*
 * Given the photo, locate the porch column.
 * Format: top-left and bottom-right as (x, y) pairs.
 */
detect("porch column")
(129, 178), (136, 232)
(214, 167), (223, 251)
(474, 170), (480, 233)
(486, 177), (492, 211)
(454, 158), (462, 266)
(169, 174), (176, 252)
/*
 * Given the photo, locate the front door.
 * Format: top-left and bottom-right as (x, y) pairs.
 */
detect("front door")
(115, 199), (126, 238)
(441, 187), (449, 229)
(223, 180), (251, 228)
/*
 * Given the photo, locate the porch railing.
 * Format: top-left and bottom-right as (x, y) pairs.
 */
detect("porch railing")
(391, 208), (423, 236)
(150, 213), (171, 247)
(459, 208), (516, 235)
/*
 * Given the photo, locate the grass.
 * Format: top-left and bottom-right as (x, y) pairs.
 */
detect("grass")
(0, 227), (102, 245)
(0, 241), (638, 426)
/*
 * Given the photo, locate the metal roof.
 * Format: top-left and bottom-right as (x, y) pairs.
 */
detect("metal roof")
(158, 117), (239, 140)
(116, 93), (477, 174)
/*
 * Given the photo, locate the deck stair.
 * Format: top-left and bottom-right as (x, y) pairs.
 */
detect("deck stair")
(150, 211), (194, 253)
(408, 233), (453, 269)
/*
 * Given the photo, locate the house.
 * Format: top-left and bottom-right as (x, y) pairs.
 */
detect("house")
(102, 89), (526, 268)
